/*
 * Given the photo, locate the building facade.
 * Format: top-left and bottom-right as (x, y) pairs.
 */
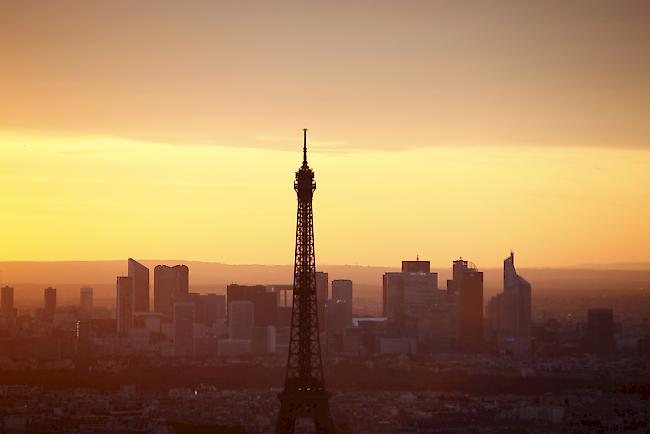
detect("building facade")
(116, 276), (134, 335)
(228, 300), (254, 340)
(449, 259), (484, 352)
(383, 260), (440, 346)
(173, 302), (195, 357)
(128, 258), (150, 313)
(226, 284), (277, 327)
(486, 252), (532, 356)
(43, 287), (57, 321)
(154, 264), (189, 321)
(80, 287), (93, 318)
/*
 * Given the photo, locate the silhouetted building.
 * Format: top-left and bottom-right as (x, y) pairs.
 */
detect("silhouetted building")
(229, 300), (254, 340)
(128, 258), (150, 312)
(206, 293), (226, 322)
(325, 299), (350, 353)
(116, 276), (134, 335)
(450, 259), (484, 352)
(586, 308), (615, 354)
(80, 287), (93, 317)
(154, 264), (189, 321)
(383, 259), (440, 345)
(251, 325), (277, 355)
(179, 292), (225, 327)
(227, 284), (277, 327)
(486, 252), (532, 357)
(75, 319), (91, 339)
(332, 279), (353, 325)
(174, 302), (195, 357)
(44, 287), (57, 321)
(1, 286), (14, 316)
(316, 271), (329, 330)
(402, 260), (431, 274)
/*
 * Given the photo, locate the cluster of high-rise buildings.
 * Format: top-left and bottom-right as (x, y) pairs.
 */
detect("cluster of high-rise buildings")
(381, 253), (532, 357)
(108, 260), (355, 359)
(113, 259), (229, 357)
(0, 253), (627, 361)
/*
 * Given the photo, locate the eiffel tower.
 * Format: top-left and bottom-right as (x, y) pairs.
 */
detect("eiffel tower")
(275, 129), (338, 434)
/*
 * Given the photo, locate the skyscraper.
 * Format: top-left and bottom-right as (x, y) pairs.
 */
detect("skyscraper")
(154, 264), (189, 321)
(80, 287), (93, 317)
(450, 259), (484, 352)
(486, 253), (532, 356)
(227, 284), (277, 327)
(586, 308), (615, 354)
(316, 271), (328, 330)
(174, 302), (195, 357)
(206, 293), (226, 321)
(180, 292), (226, 326)
(43, 287), (57, 321)
(383, 259), (440, 343)
(128, 258), (150, 313)
(331, 279), (353, 326)
(228, 300), (254, 340)
(1, 286), (14, 317)
(116, 276), (134, 335)
(275, 130), (337, 433)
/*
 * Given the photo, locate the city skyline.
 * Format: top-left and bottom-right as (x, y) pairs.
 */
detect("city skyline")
(1, 2), (649, 433)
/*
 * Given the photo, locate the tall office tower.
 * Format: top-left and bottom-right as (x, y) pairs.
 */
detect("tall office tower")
(128, 258), (150, 312)
(204, 293), (226, 325)
(331, 279), (353, 326)
(80, 287), (93, 316)
(316, 271), (328, 330)
(212, 293), (227, 319)
(252, 325), (277, 355)
(179, 292), (224, 326)
(503, 252), (532, 337)
(275, 130), (337, 433)
(450, 259), (484, 352)
(173, 302), (195, 357)
(1, 286), (14, 316)
(228, 300), (254, 340)
(154, 264), (189, 321)
(116, 276), (134, 335)
(43, 287), (57, 321)
(586, 308), (615, 354)
(382, 260), (440, 343)
(486, 253), (532, 356)
(227, 284), (278, 326)
(325, 299), (350, 353)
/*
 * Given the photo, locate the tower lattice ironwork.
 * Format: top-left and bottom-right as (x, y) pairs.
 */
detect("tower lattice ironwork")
(275, 129), (338, 434)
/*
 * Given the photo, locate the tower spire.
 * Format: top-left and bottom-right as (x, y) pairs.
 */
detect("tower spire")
(303, 128), (308, 166)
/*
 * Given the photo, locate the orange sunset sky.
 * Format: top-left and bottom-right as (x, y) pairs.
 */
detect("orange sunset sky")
(1, 1), (649, 267)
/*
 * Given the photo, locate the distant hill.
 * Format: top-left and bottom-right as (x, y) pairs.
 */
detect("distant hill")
(571, 262), (650, 270)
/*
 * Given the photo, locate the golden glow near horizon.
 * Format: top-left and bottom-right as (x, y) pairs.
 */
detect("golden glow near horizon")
(1, 131), (649, 268)
(1, 2), (649, 267)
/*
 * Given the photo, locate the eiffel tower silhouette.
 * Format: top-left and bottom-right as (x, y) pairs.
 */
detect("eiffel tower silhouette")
(274, 129), (338, 434)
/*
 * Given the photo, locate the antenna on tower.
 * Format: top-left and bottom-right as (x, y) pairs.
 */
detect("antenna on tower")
(302, 128), (308, 166)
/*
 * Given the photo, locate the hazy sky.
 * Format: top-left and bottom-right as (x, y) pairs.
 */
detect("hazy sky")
(1, 1), (649, 267)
